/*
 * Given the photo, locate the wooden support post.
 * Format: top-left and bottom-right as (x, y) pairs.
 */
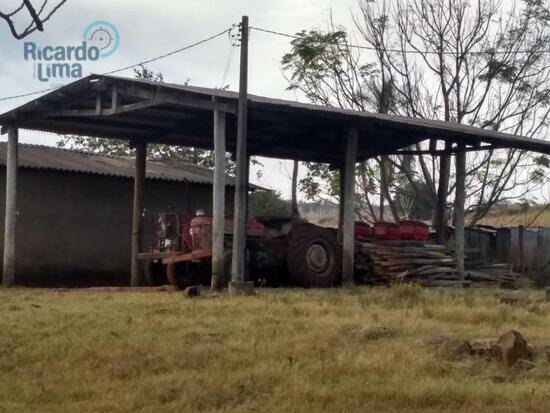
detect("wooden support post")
(2, 127), (18, 287)
(338, 166), (345, 242)
(518, 225), (525, 276)
(342, 128), (358, 285)
(229, 15), (254, 295)
(211, 108), (226, 291)
(130, 141), (146, 287)
(436, 142), (451, 245)
(455, 144), (466, 284)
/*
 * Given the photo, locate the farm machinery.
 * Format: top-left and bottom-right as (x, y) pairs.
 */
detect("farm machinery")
(138, 211), (342, 288)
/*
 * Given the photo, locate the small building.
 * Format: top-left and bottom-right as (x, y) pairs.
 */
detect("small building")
(0, 143), (236, 286)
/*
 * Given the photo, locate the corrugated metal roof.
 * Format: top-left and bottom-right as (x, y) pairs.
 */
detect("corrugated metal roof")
(1, 74), (549, 162)
(113, 75), (550, 153)
(0, 143), (237, 186)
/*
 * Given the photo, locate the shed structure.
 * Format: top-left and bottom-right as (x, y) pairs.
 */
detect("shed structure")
(1, 72), (550, 290)
(0, 143), (237, 286)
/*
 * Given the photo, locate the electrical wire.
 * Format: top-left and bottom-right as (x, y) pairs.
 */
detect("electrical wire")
(0, 27), (231, 102)
(104, 28), (230, 75)
(251, 26), (549, 56)
(220, 42), (235, 88)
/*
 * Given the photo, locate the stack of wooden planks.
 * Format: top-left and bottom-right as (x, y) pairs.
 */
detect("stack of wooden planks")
(355, 240), (522, 287)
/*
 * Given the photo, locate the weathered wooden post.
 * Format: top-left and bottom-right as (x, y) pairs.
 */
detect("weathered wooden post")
(130, 141), (146, 286)
(342, 128), (358, 285)
(2, 127), (18, 287)
(230, 15), (254, 295)
(338, 166), (345, 242)
(436, 143), (451, 245)
(211, 106), (226, 290)
(455, 144), (466, 284)
(518, 225), (525, 276)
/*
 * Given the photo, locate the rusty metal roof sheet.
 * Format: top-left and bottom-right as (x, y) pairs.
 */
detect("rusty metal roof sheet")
(0, 143), (237, 186)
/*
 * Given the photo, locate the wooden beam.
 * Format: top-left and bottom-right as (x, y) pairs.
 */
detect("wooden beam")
(114, 83), (237, 114)
(455, 144), (466, 284)
(211, 107), (226, 291)
(342, 128), (358, 285)
(130, 142), (146, 286)
(2, 127), (18, 287)
(111, 85), (119, 111)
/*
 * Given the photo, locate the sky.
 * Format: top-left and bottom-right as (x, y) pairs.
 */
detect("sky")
(0, 0), (362, 199)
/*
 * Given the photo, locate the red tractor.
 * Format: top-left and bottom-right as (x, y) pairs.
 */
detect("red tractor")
(138, 211), (342, 288)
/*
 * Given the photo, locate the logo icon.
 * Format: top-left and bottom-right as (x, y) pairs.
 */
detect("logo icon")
(83, 20), (120, 58)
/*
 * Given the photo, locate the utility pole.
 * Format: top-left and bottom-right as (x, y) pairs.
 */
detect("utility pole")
(229, 15), (254, 295)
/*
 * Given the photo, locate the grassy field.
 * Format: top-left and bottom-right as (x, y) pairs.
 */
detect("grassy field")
(1, 286), (550, 413)
(474, 205), (550, 227)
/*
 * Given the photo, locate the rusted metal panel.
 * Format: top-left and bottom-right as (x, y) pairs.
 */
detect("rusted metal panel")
(0, 142), (240, 186)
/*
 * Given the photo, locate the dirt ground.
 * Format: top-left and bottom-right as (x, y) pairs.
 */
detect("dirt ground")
(0, 286), (549, 412)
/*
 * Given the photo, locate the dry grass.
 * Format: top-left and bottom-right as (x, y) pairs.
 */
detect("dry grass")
(474, 205), (550, 227)
(1, 286), (550, 412)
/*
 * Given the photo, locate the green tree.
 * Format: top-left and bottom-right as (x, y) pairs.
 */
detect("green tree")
(282, 0), (550, 228)
(249, 190), (290, 217)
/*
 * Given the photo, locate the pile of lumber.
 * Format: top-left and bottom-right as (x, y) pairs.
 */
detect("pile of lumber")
(355, 240), (522, 287)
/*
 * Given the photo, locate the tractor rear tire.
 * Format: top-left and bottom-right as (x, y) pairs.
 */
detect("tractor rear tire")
(287, 224), (341, 288)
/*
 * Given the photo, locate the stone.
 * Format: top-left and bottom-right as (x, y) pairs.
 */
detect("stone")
(469, 339), (495, 357)
(439, 339), (472, 360)
(352, 325), (395, 340)
(228, 281), (255, 296)
(491, 330), (531, 367)
(183, 285), (201, 297)
(424, 334), (452, 346)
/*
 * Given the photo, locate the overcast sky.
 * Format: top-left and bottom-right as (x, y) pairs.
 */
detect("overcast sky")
(0, 0), (363, 198)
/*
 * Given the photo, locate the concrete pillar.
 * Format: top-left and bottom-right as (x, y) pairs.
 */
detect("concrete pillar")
(455, 144), (466, 283)
(211, 109), (226, 290)
(342, 128), (358, 284)
(130, 142), (146, 286)
(2, 127), (18, 287)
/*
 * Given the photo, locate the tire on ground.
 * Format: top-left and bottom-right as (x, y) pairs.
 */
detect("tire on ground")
(287, 224), (341, 287)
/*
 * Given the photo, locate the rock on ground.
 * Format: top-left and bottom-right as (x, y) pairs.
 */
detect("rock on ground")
(491, 330), (531, 367)
(439, 339), (472, 360)
(183, 285), (201, 297)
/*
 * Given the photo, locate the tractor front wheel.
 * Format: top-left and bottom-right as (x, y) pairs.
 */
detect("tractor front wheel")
(287, 224), (341, 288)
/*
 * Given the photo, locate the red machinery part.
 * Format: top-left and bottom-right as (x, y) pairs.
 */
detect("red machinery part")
(354, 221), (372, 239)
(399, 220), (429, 241)
(373, 222), (401, 240)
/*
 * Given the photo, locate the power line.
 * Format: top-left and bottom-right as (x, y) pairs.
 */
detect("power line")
(251, 26), (548, 56)
(0, 27), (231, 103)
(104, 28), (230, 75)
